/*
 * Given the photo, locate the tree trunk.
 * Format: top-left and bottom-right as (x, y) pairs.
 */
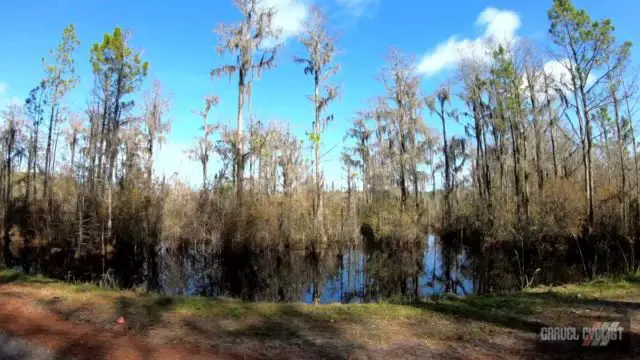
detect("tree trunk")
(569, 70), (594, 239)
(314, 71), (325, 239)
(70, 132), (77, 175)
(473, 101), (484, 200)
(624, 85), (638, 271)
(33, 123), (39, 199)
(611, 88), (627, 230)
(95, 95), (109, 191)
(581, 92), (595, 233)
(25, 131), (33, 204)
(545, 75), (559, 178)
(480, 116), (492, 207)
(43, 100), (57, 201)
(399, 133), (407, 211)
(440, 101), (451, 224)
(75, 149), (85, 260)
(520, 108), (530, 220)
(107, 71), (124, 243)
(202, 157), (208, 190)
(510, 116), (522, 220)
(362, 138), (368, 204)
(145, 131), (155, 291)
(527, 72), (544, 191)
(50, 127), (61, 214)
(236, 68), (245, 206)
(3, 122), (15, 267)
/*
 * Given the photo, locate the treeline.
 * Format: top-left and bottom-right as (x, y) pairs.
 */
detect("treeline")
(0, 0), (637, 295)
(343, 0), (638, 290)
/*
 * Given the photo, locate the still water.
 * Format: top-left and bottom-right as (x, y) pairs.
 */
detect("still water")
(158, 235), (474, 304)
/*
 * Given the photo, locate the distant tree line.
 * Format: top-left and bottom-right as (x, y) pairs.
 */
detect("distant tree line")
(0, 0), (637, 295)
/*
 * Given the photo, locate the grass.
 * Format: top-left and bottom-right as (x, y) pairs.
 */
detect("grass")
(525, 274), (640, 300)
(0, 269), (425, 321)
(0, 268), (635, 323)
(1, 269), (638, 359)
(1, 268), (636, 319)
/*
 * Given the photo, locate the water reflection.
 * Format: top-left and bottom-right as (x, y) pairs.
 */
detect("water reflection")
(158, 234), (474, 304)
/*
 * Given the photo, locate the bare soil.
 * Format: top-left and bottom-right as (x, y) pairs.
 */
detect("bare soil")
(0, 276), (638, 359)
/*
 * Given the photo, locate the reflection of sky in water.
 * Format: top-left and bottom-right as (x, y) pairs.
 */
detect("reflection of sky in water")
(304, 235), (474, 304)
(160, 234), (474, 303)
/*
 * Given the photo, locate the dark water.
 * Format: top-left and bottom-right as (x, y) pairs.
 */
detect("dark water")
(157, 235), (474, 303)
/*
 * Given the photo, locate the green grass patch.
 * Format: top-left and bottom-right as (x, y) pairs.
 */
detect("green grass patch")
(2, 268), (638, 335)
(526, 275), (640, 300)
(0, 269), (58, 285)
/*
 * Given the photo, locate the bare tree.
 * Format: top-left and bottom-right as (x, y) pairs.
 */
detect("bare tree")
(1, 105), (23, 267)
(189, 96), (219, 190)
(426, 87), (452, 222)
(295, 6), (340, 240)
(212, 0), (280, 206)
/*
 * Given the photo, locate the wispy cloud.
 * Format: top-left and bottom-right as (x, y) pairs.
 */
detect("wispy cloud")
(336, 0), (379, 17)
(0, 82), (22, 109)
(417, 8), (521, 76)
(2, 96), (22, 108)
(262, 0), (376, 46)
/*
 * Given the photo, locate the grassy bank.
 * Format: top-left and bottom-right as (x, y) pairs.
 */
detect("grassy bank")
(0, 269), (638, 359)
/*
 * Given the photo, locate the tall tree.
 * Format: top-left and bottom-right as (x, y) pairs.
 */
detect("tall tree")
(622, 78), (639, 271)
(548, 0), (632, 240)
(212, 0), (280, 206)
(189, 96), (219, 190)
(295, 6), (340, 240)
(42, 24), (79, 203)
(2, 105), (23, 267)
(142, 81), (171, 290)
(381, 49), (421, 211)
(345, 114), (370, 204)
(543, 71), (560, 178)
(458, 57), (493, 207)
(143, 81), (171, 185)
(90, 27), (148, 263)
(426, 87), (452, 222)
(521, 43), (545, 192)
(491, 45), (530, 221)
(24, 83), (47, 203)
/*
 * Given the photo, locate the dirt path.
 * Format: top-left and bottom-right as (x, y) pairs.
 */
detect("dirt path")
(0, 274), (638, 360)
(0, 330), (57, 360)
(0, 282), (523, 360)
(0, 295), (241, 360)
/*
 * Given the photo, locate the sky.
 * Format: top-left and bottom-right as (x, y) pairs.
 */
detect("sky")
(0, 0), (638, 189)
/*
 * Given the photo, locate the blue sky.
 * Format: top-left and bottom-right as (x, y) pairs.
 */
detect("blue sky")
(0, 0), (638, 188)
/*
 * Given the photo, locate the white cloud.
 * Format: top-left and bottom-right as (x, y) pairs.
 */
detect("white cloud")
(417, 37), (483, 77)
(477, 8), (520, 44)
(517, 58), (599, 108)
(0, 82), (7, 97)
(417, 8), (521, 76)
(543, 59), (596, 91)
(263, 0), (309, 43)
(544, 59), (573, 89)
(337, 0), (378, 17)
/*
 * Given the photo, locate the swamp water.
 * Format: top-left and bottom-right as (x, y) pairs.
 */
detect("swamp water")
(157, 235), (475, 303)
